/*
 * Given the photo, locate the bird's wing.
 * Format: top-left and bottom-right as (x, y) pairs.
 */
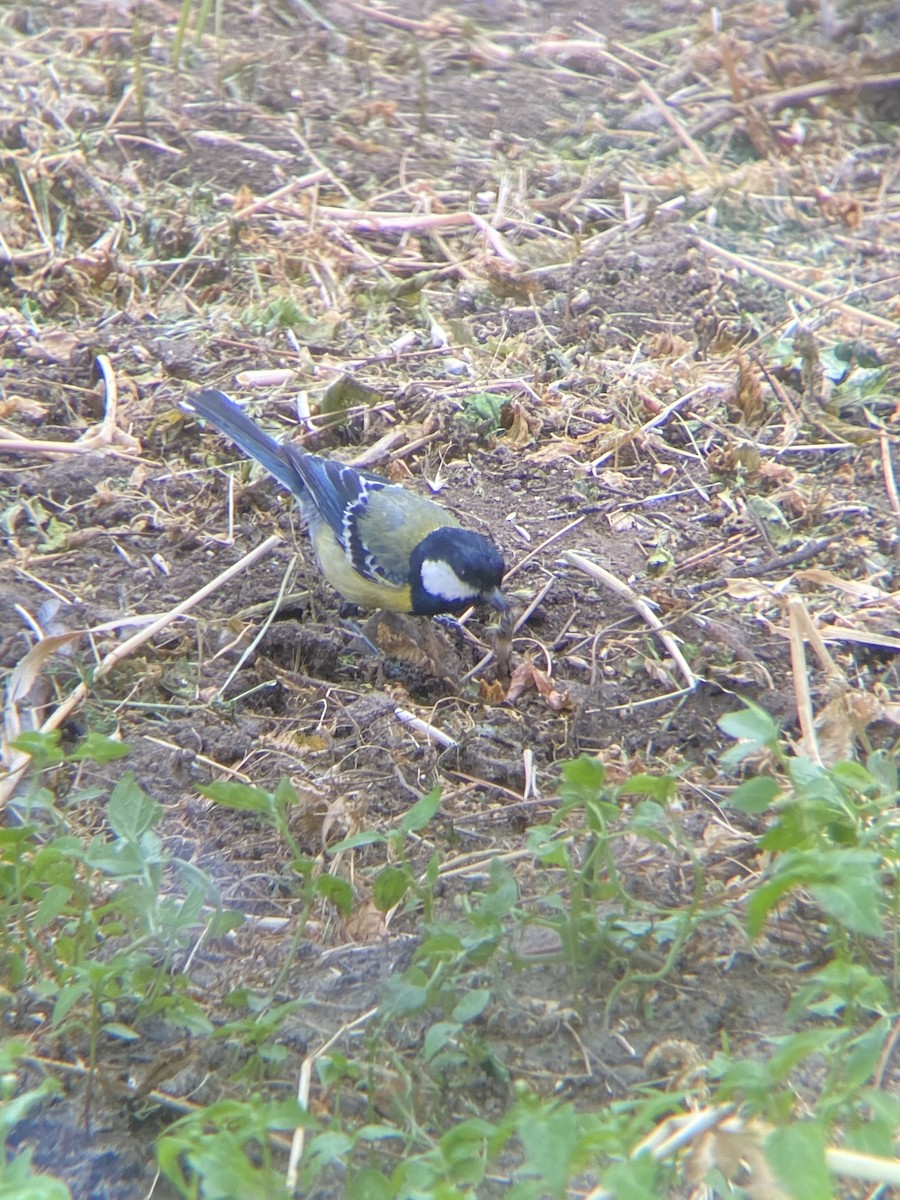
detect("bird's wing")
(282, 445), (460, 586)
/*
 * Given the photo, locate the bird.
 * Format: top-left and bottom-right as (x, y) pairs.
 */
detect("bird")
(183, 389), (507, 617)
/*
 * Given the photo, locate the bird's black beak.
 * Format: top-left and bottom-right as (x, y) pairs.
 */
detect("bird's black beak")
(484, 587), (508, 612)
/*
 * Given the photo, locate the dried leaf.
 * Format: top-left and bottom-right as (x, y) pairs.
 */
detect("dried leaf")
(817, 689), (900, 766)
(733, 354), (768, 426)
(7, 632), (84, 704)
(235, 368), (295, 388)
(813, 187), (862, 230)
(502, 399), (540, 448)
(365, 612), (462, 678)
(0, 394), (45, 420)
(23, 329), (81, 365)
(596, 469), (632, 494)
(647, 331), (691, 357)
(505, 660), (574, 710)
(687, 1127), (789, 1200)
(795, 569), (892, 603)
(479, 678), (506, 705)
(343, 899), (387, 942)
(526, 438), (585, 464)
(608, 510), (638, 533)
(813, 413), (879, 444)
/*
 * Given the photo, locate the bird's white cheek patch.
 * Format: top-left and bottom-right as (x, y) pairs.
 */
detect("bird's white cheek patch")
(420, 559), (480, 603)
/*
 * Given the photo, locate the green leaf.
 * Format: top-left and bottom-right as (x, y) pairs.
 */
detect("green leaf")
(746, 873), (801, 938)
(865, 749), (897, 792)
(317, 376), (382, 429)
(768, 1029), (840, 1079)
(84, 839), (148, 877)
(379, 971), (428, 1017)
(729, 776), (779, 813)
(52, 980), (91, 1024)
(422, 852), (440, 890)
(828, 760), (879, 792)
(525, 825), (569, 867)
(0, 1040), (29, 1071)
(786, 755), (825, 788)
(416, 932), (463, 960)
(839, 1021), (890, 1091)
(107, 773), (162, 842)
(766, 1122), (832, 1200)
(811, 869), (884, 936)
(462, 391), (506, 429)
(398, 788), (441, 836)
(452, 988), (491, 1023)
(315, 874), (353, 916)
(10, 730), (64, 769)
(718, 702), (779, 746)
(0, 1077), (62, 1139)
(801, 961), (890, 1017)
(602, 1155), (664, 1200)
(348, 1168), (393, 1200)
(474, 860), (519, 920)
(206, 908), (246, 937)
(273, 776), (300, 808)
(102, 1022), (140, 1041)
(437, 1118), (496, 1183)
(748, 847), (884, 938)
(356, 1126), (403, 1143)
(618, 773), (676, 801)
(0, 1152), (72, 1198)
(560, 754), (605, 799)
(627, 800), (667, 828)
(746, 495), (792, 546)
(373, 866), (409, 912)
(328, 831), (384, 853)
(857, 1090), (900, 1152)
(198, 780), (275, 816)
(69, 733), (131, 763)
(516, 1102), (580, 1195)
(33, 884), (72, 929)
(424, 1020), (460, 1061)
(304, 1130), (354, 1177)
(843, 1113), (897, 1160)
(720, 741), (764, 769)
(441, 1117), (498, 1153)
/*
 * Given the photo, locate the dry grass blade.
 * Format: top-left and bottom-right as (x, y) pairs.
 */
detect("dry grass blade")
(286, 1007), (379, 1193)
(393, 707), (458, 749)
(880, 432), (900, 517)
(0, 536), (281, 807)
(626, 1107), (900, 1194)
(563, 551), (698, 690)
(0, 355), (141, 457)
(695, 237), (900, 333)
(589, 386), (713, 472)
(788, 596), (824, 766)
(635, 78), (713, 170)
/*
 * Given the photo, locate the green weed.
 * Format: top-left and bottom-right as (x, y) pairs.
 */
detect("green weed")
(3, 705), (898, 1199)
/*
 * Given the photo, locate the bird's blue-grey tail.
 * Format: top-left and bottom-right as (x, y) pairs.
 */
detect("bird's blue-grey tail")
(184, 389), (304, 496)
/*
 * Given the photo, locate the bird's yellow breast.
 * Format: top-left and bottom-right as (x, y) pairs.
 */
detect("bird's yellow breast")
(310, 525), (414, 612)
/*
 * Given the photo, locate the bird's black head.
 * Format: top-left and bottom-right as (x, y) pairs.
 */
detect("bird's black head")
(409, 527), (507, 616)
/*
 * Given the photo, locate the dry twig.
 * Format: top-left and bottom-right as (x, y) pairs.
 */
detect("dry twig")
(0, 536), (281, 807)
(563, 551), (698, 691)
